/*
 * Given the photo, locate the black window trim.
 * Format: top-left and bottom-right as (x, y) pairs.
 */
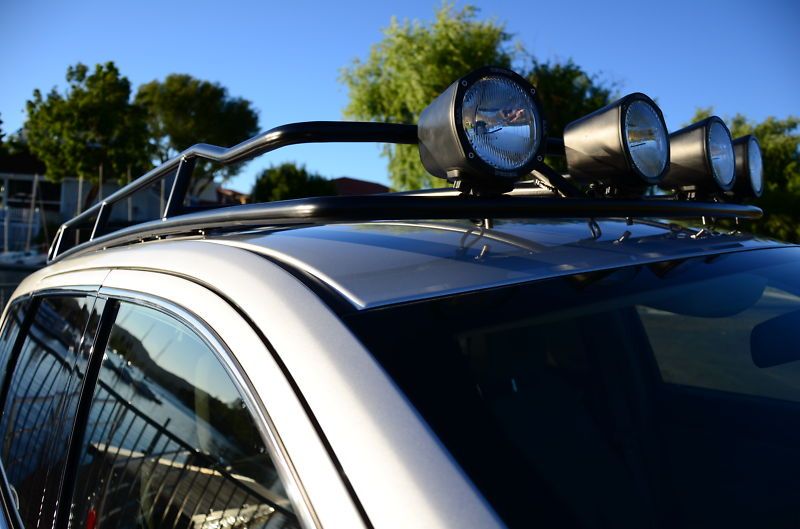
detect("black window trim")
(53, 297), (117, 529)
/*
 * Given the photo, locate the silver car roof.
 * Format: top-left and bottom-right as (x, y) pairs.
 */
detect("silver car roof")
(209, 218), (786, 310)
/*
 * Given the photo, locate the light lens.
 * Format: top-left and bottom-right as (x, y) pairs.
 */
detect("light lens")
(462, 76), (539, 171)
(708, 121), (735, 188)
(748, 137), (763, 195)
(624, 100), (668, 179)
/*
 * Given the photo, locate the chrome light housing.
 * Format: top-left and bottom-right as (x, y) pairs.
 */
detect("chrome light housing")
(564, 93), (669, 189)
(661, 116), (736, 194)
(732, 135), (764, 198)
(418, 66), (544, 193)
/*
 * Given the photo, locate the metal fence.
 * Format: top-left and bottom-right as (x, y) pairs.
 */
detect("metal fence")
(77, 379), (296, 529)
(1, 315), (297, 529)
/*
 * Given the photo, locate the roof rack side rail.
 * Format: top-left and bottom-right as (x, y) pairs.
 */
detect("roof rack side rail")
(49, 121), (418, 260)
(50, 195), (763, 263)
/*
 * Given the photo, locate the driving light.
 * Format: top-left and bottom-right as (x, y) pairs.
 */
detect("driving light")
(564, 93), (669, 189)
(661, 116), (736, 194)
(732, 135), (764, 198)
(418, 66), (544, 194)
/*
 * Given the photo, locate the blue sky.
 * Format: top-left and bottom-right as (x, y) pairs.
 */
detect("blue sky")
(1, 0), (798, 192)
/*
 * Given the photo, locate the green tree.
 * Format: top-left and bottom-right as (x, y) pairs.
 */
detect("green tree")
(688, 108), (800, 242)
(341, 4), (514, 190)
(0, 129), (46, 174)
(341, 4), (614, 190)
(527, 59), (614, 143)
(135, 74), (259, 195)
(0, 113), (5, 154)
(251, 162), (336, 202)
(25, 62), (149, 183)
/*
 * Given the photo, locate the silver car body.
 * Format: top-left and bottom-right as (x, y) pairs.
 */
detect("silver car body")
(4, 218), (786, 529)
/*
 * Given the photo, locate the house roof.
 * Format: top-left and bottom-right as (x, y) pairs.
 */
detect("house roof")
(331, 177), (389, 196)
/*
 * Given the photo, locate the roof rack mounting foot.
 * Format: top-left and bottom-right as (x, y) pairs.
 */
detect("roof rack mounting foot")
(449, 171), (514, 197)
(531, 164), (582, 198)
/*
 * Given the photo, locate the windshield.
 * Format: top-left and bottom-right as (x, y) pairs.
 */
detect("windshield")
(344, 247), (800, 529)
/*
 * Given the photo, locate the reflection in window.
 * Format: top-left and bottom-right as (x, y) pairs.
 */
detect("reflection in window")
(0, 296), (95, 528)
(640, 278), (800, 402)
(71, 302), (298, 529)
(0, 300), (28, 391)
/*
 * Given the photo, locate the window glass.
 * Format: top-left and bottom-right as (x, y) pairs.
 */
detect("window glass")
(0, 300), (29, 397)
(639, 277), (800, 401)
(71, 302), (299, 529)
(345, 247), (800, 529)
(0, 296), (97, 528)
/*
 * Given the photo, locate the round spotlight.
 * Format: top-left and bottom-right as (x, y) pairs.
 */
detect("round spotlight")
(732, 135), (764, 198)
(661, 116), (736, 194)
(708, 120), (735, 189)
(564, 93), (669, 190)
(418, 66), (544, 194)
(625, 100), (669, 179)
(461, 76), (540, 171)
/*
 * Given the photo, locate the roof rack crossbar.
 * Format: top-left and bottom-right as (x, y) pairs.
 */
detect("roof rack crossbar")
(50, 121), (419, 260)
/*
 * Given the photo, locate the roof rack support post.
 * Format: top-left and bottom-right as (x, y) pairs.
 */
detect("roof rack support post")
(531, 164), (582, 198)
(48, 225), (65, 261)
(163, 157), (197, 219)
(90, 202), (112, 241)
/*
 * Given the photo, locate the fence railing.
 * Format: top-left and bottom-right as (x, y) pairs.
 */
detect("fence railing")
(2, 315), (296, 529)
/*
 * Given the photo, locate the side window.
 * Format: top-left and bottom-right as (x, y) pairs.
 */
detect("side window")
(0, 300), (30, 395)
(0, 295), (100, 528)
(71, 301), (300, 529)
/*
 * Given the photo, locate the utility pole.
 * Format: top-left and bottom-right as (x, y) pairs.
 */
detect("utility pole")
(25, 173), (39, 252)
(76, 176), (83, 216)
(2, 176), (8, 253)
(127, 165), (132, 222)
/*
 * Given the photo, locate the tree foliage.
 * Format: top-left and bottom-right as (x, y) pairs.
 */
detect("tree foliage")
(0, 129), (47, 174)
(135, 74), (259, 194)
(251, 163), (336, 202)
(341, 4), (515, 190)
(690, 108), (800, 242)
(527, 59), (614, 142)
(24, 62), (149, 183)
(341, 4), (614, 190)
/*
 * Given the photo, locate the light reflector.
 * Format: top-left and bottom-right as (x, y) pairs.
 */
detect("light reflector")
(708, 120), (735, 189)
(462, 76), (539, 171)
(625, 100), (669, 179)
(732, 135), (764, 197)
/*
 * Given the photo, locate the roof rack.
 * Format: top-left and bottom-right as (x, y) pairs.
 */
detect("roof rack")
(49, 121), (417, 261)
(50, 193), (761, 262)
(48, 121), (763, 263)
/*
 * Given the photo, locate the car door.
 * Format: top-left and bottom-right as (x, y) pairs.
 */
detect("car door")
(79, 269), (366, 529)
(0, 268), (365, 529)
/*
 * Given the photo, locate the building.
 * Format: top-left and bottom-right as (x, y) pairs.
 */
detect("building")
(0, 172), (390, 253)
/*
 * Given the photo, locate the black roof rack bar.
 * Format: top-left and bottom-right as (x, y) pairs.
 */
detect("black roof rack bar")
(49, 121), (419, 260)
(545, 137), (566, 157)
(50, 194), (762, 263)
